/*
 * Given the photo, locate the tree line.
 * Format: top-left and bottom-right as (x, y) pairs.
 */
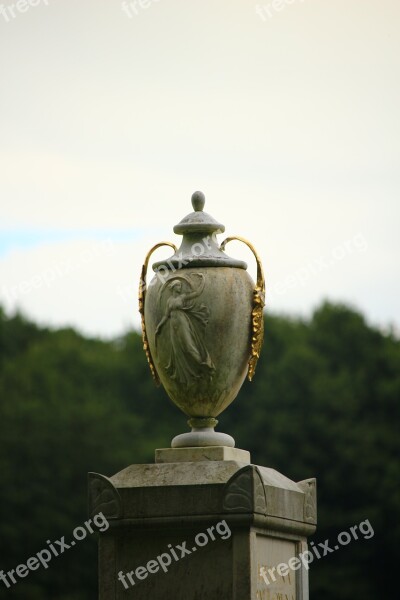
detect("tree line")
(0, 301), (398, 599)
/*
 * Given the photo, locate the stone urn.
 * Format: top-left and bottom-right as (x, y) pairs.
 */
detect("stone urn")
(139, 191), (265, 448)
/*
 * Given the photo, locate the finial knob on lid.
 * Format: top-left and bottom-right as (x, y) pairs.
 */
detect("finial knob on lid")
(191, 190), (205, 212)
(173, 190), (225, 236)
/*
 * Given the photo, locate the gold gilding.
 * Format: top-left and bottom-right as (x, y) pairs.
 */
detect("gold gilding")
(139, 242), (177, 385)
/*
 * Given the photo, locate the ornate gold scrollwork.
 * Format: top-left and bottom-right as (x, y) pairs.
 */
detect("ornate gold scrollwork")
(219, 237), (265, 381)
(139, 242), (177, 385)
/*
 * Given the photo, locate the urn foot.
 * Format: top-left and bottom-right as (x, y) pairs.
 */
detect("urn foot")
(171, 420), (235, 448)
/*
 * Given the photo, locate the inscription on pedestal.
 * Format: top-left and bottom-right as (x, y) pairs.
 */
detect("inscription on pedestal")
(256, 536), (297, 600)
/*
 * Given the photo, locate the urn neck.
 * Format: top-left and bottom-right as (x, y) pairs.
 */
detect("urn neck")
(152, 231), (247, 271)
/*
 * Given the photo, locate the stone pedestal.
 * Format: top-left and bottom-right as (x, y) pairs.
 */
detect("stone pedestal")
(88, 448), (316, 599)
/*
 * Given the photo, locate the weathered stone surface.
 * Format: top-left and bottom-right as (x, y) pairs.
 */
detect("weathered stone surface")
(155, 446), (251, 464)
(223, 465), (267, 515)
(298, 478), (317, 525)
(90, 456), (317, 599)
(87, 472), (122, 520)
(110, 460), (245, 488)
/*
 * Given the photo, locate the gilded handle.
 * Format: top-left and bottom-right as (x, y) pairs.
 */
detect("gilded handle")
(220, 236), (265, 381)
(139, 242), (177, 385)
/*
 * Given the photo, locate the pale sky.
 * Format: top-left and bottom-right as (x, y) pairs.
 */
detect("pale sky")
(0, 0), (399, 337)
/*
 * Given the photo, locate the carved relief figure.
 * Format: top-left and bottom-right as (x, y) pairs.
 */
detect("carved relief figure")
(155, 273), (215, 387)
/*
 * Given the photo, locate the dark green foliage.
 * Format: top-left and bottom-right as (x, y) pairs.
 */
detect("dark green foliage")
(0, 302), (398, 599)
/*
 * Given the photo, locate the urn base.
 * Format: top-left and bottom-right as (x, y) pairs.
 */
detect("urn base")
(171, 427), (235, 448)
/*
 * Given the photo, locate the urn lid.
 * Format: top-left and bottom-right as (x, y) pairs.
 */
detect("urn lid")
(152, 191), (247, 271)
(173, 191), (225, 235)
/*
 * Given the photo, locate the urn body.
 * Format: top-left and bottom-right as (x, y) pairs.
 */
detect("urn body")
(144, 266), (254, 419)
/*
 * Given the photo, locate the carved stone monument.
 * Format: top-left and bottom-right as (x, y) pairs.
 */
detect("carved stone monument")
(88, 192), (317, 599)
